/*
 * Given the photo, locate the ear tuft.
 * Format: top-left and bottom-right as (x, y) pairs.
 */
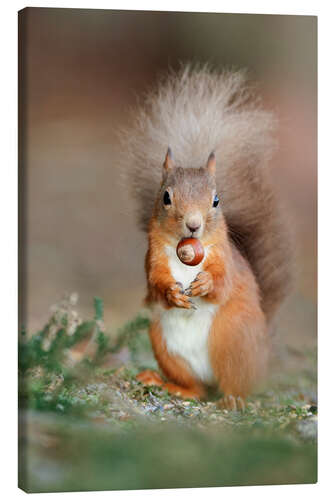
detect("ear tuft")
(163, 147), (174, 179)
(206, 152), (216, 176)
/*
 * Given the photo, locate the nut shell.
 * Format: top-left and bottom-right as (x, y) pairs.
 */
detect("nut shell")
(176, 238), (204, 266)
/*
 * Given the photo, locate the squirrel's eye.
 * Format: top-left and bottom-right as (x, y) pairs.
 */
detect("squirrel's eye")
(213, 194), (219, 208)
(163, 191), (171, 205)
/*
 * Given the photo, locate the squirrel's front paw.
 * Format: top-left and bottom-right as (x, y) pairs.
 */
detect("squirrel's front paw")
(166, 282), (196, 309)
(185, 271), (213, 297)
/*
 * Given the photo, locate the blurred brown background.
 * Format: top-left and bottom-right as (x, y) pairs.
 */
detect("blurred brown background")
(19, 8), (317, 359)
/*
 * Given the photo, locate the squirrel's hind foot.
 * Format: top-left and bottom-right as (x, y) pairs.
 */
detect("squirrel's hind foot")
(136, 370), (202, 400)
(136, 369), (164, 387)
(218, 395), (246, 412)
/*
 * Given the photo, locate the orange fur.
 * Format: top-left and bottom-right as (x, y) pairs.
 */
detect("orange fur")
(136, 369), (204, 399)
(145, 220), (193, 309)
(139, 198), (269, 401)
(208, 249), (268, 398)
(133, 150), (275, 403)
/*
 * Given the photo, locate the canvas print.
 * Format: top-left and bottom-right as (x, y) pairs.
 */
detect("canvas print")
(18, 7), (317, 492)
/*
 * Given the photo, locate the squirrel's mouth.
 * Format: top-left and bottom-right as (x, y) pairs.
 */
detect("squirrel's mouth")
(182, 228), (204, 240)
(182, 212), (204, 239)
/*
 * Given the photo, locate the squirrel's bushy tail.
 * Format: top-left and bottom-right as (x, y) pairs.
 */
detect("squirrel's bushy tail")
(120, 64), (292, 321)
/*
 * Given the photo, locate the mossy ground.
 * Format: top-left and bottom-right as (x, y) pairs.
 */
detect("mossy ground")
(18, 296), (317, 492)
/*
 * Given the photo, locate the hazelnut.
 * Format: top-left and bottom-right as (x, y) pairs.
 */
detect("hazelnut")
(176, 238), (204, 266)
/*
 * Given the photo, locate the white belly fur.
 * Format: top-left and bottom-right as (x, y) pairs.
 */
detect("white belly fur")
(160, 245), (217, 384)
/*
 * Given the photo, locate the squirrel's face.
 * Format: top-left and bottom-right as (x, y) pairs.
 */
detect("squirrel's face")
(155, 150), (224, 242)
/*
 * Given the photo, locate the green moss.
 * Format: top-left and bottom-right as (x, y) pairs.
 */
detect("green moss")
(18, 296), (317, 492)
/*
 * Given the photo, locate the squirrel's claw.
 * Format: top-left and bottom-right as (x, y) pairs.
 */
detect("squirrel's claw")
(187, 271), (213, 297)
(166, 282), (193, 309)
(219, 395), (246, 413)
(175, 281), (185, 293)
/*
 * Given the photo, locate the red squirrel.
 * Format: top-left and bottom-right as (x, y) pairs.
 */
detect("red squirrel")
(121, 65), (292, 409)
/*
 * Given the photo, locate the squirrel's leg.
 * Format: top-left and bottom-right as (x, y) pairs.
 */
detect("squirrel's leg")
(209, 298), (268, 410)
(136, 321), (205, 400)
(145, 248), (194, 310)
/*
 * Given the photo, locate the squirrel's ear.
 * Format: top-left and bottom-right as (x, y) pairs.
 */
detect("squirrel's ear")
(206, 152), (216, 176)
(163, 147), (174, 179)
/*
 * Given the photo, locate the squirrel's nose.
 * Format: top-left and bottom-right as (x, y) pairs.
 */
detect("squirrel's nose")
(186, 222), (201, 233)
(185, 213), (203, 235)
